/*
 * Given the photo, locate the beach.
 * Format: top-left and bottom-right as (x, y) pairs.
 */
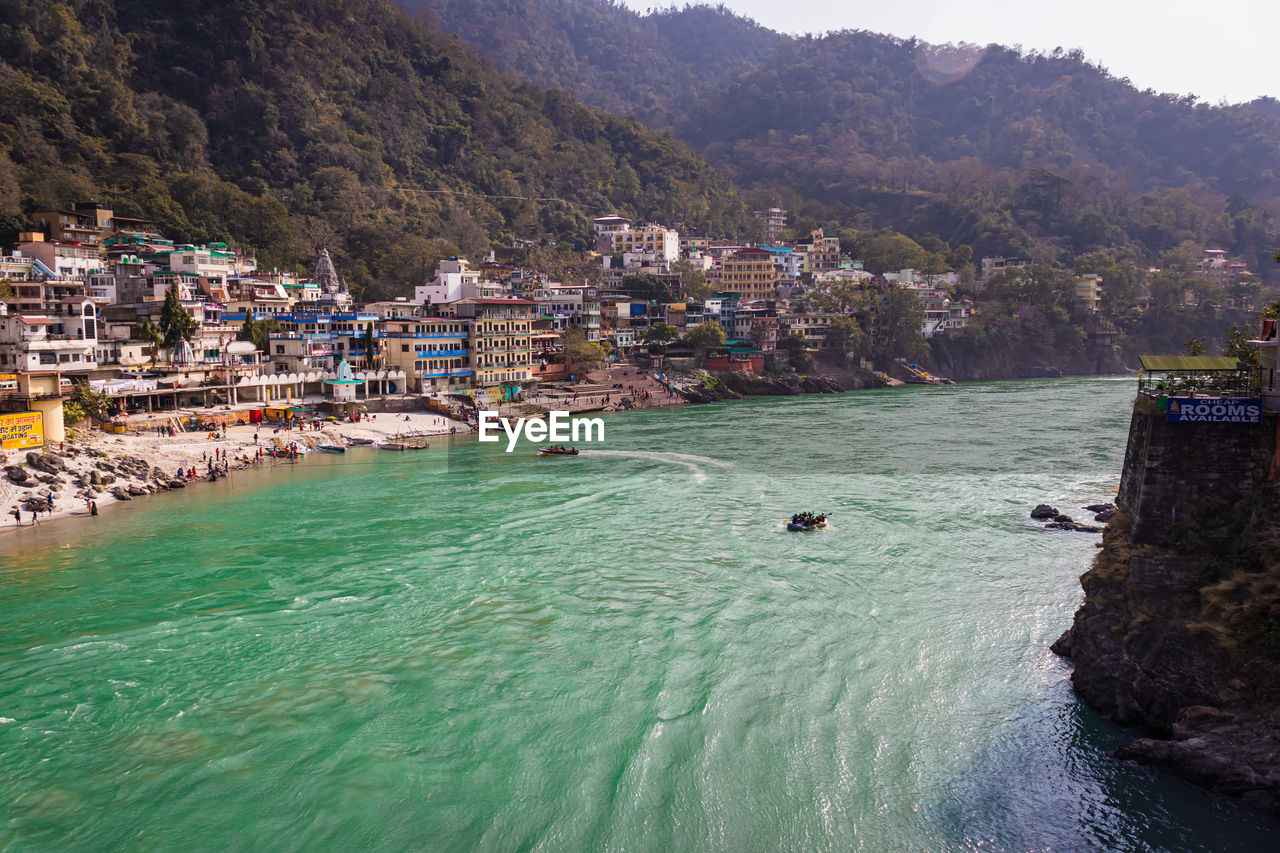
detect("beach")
(1, 410), (470, 535)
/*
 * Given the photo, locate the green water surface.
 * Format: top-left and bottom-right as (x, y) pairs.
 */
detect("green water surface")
(1, 377), (1276, 851)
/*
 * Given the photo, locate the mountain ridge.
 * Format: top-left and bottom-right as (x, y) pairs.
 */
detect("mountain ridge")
(415, 0), (1280, 277)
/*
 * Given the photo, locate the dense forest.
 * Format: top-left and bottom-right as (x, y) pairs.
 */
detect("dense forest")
(418, 0), (1280, 281)
(0, 0), (756, 296)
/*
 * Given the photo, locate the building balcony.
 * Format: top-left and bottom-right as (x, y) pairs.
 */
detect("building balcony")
(419, 369), (475, 378)
(382, 330), (467, 339)
(411, 348), (468, 358)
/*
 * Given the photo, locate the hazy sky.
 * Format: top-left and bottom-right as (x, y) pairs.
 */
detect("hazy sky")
(620, 0), (1278, 104)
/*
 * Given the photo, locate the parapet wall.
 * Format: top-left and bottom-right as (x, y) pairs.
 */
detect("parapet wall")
(1117, 397), (1273, 544)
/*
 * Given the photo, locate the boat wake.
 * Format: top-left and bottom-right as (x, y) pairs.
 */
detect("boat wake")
(586, 449), (731, 483)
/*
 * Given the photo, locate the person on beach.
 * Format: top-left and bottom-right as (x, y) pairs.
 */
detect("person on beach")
(90, 500), (98, 517)
(11, 508), (20, 526)
(253, 432), (259, 445)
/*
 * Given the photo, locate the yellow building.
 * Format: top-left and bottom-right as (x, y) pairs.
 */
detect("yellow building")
(719, 248), (779, 301)
(1075, 274), (1104, 312)
(454, 298), (538, 395)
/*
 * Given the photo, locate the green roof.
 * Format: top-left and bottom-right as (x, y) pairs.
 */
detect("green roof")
(1138, 355), (1243, 372)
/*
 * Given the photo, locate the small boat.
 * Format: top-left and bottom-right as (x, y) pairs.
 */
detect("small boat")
(539, 446), (579, 456)
(786, 513), (828, 531)
(315, 444), (346, 453)
(346, 437), (374, 446)
(377, 442), (409, 451)
(268, 448), (302, 459)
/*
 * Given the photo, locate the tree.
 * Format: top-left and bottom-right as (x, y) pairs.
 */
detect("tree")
(642, 322), (679, 345)
(876, 287), (928, 362)
(824, 316), (870, 365)
(1183, 337), (1207, 356)
(671, 259), (712, 301)
(158, 282), (198, 352)
(236, 314), (279, 353)
(365, 320), (378, 367)
(684, 320), (726, 355)
(807, 278), (872, 313)
(1224, 323), (1259, 370)
(136, 319), (162, 368)
(69, 379), (113, 422)
(561, 328), (603, 373)
(778, 333), (812, 372)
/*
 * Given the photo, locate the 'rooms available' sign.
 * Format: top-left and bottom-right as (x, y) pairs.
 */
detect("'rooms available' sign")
(1166, 398), (1263, 424)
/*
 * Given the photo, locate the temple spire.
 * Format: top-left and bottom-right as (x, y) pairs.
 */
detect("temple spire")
(314, 247), (345, 295)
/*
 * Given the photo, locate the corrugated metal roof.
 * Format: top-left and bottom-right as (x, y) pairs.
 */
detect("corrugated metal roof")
(1138, 355), (1243, 371)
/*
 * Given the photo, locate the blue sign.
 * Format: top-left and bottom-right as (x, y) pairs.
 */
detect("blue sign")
(1165, 397), (1262, 424)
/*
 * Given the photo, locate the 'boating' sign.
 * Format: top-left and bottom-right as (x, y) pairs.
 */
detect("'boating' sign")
(1165, 397), (1262, 424)
(0, 411), (44, 451)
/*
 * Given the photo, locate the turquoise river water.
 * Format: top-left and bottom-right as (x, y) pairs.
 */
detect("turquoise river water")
(2, 377), (1278, 851)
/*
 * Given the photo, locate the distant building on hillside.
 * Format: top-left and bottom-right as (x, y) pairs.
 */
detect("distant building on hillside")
(979, 256), (1030, 284)
(1075, 274), (1104, 312)
(755, 207), (787, 243)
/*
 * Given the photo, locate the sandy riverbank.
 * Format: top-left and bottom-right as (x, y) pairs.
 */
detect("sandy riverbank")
(1, 410), (470, 537)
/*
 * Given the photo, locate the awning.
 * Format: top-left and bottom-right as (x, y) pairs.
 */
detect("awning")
(1138, 355), (1243, 372)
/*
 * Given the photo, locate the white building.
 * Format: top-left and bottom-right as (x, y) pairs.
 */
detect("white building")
(530, 283), (602, 343)
(0, 299), (98, 373)
(413, 258), (502, 305)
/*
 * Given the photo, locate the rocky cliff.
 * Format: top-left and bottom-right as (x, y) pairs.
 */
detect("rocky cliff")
(678, 371), (853, 404)
(1054, 397), (1280, 812)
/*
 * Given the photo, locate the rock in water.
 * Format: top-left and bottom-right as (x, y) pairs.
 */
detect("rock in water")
(1030, 504), (1059, 519)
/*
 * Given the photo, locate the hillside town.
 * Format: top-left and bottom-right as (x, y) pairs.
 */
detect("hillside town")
(0, 200), (1263, 450)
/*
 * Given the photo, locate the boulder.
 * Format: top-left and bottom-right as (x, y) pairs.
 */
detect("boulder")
(167, 478), (186, 489)
(4, 465), (32, 485)
(26, 452), (62, 475)
(98, 472), (116, 486)
(89, 470), (101, 486)
(1053, 514), (1074, 523)
(1030, 504), (1059, 519)
(127, 484), (149, 496)
(1095, 507), (1118, 523)
(1045, 521), (1104, 533)
(1084, 503), (1116, 513)
(110, 487), (133, 501)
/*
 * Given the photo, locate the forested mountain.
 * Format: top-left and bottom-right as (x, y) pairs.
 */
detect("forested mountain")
(410, 0), (781, 127)
(0, 0), (754, 296)
(418, 0), (1280, 280)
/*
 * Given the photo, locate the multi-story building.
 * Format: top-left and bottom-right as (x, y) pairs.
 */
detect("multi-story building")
(382, 316), (472, 392)
(592, 215), (632, 239)
(413, 258), (502, 305)
(719, 248), (780, 301)
(779, 312), (836, 349)
(755, 207), (787, 243)
(607, 223), (680, 264)
(260, 311), (381, 374)
(16, 234), (102, 280)
(0, 299), (98, 374)
(979, 256), (1031, 284)
(1075, 274), (1104, 313)
(166, 242), (257, 286)
(530, 283), (602, 343)
(796, 229), (840, 272)
(0, 254), (35, 282)
(30, 207), (104, 247)
(451, 298), (538, 397)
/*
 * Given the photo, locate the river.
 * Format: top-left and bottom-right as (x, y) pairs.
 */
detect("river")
(1, 377), (1276, 850)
